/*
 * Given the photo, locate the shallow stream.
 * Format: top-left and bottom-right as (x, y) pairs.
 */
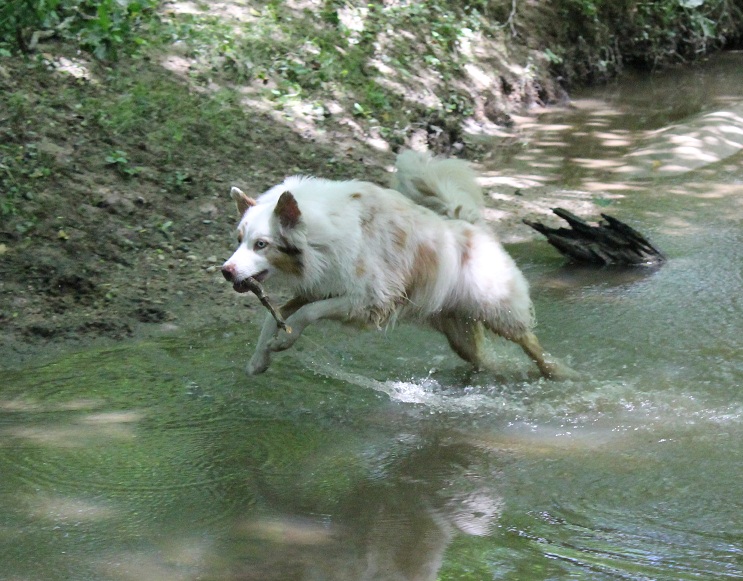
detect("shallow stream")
(2, 53), (742, 580)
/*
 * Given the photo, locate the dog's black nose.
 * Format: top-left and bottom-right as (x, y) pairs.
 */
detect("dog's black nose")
(221, 263), (236, 282)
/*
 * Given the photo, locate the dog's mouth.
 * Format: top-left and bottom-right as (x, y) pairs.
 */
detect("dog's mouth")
(233, 269), (269, 293)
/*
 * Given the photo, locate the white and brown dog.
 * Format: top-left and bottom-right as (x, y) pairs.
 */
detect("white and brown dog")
(222, 150), (570, 378)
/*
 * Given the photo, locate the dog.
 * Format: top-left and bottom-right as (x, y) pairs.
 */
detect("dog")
(221, 150), (570, 379)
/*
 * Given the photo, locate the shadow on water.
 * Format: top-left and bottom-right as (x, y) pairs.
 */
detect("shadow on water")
(3, 53), (743, 580)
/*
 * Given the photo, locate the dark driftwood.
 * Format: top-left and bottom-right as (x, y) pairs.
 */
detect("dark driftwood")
(524, 208), (665, 266)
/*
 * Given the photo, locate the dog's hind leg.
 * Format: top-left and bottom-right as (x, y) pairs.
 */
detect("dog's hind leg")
(247, 296), (310, 375)
(436, 316), (487, 369)
(509, 331), (577, 380)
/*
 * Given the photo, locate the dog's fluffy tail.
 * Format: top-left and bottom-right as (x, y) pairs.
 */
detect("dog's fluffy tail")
(391, 150), (483, 223)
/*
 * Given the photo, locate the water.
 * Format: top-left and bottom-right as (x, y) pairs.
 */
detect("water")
(2, 54), (743, 580)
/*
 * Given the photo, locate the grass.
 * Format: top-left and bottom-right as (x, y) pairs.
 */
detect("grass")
(152, 1), (490, 128)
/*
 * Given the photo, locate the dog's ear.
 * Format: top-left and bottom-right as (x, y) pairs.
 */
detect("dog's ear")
(230, 186), (256, 217)
(274, 191), (302, 230)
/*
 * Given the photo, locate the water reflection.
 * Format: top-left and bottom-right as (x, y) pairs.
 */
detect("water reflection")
(222, 434), (504, 580)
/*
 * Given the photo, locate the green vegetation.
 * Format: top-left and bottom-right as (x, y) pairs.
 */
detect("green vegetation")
(0, 0), (159, 59)
(0, 60), (264, 218)
(0, 88), (55, 221)
(156, 1), (494, 139)
(548, 0), (743, 83)
(3, 0), (742, 125)
(2, 1), (741, 81)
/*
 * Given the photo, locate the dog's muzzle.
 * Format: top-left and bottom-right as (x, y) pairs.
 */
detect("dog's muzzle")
(221, 263), (238, 282)
(221, 264), (269, 292)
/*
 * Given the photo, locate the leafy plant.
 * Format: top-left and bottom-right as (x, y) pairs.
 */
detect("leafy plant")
(77, 0), (157, 60)
(105, 150), (140, 178)
(167, 170), (192, 192)
(551, 0), (743, 83)
(0, 0), (158, 60)
(0, 0), (62, 52)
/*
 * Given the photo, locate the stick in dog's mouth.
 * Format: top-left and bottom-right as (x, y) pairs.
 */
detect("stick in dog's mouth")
(243, 277), (292, 333)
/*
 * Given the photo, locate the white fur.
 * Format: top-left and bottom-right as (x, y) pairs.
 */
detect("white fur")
(391, 149), (484, 222)
(222, 150), (569, 378)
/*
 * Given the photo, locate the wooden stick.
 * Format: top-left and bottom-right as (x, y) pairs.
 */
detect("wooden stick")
(244, 277), (292, 333)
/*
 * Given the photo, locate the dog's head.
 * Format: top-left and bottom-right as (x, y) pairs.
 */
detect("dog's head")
(221, 186), (305, 292)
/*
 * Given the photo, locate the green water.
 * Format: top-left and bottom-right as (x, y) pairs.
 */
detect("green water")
(2, 55), (743, 580)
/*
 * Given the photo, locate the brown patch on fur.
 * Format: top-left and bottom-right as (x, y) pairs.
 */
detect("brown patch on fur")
(391, 225), (408, 250)
(274, 191), (301, 229)
(351, 192), (362, 200)
(460, 228), (474, 265)
(359, 209), (374, 233)
(266, 244), (303, 276)
(406, 243), (439, 293)
(355, 259), (366, 277)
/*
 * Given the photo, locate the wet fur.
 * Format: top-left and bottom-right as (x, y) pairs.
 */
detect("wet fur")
(222, 150), (570, 378)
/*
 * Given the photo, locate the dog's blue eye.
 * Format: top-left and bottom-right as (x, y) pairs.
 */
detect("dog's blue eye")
(254, 239), (268, 250)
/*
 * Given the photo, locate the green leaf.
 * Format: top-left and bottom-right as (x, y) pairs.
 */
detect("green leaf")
(544, 48), (563, 65)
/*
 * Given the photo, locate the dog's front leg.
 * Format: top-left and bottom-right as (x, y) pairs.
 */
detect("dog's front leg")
(268, 296), (355, 352)
(246, 313), (279, 375)
(246, 296), (311, 375)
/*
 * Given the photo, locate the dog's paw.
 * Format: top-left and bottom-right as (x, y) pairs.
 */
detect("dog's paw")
(246, 352), (270, 375)
(543, 361), (581, 382)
